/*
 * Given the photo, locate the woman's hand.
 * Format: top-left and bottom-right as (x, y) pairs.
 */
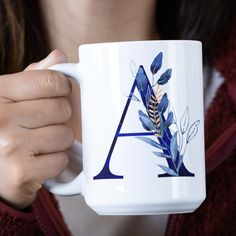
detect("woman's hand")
(0, 50), (74, 209)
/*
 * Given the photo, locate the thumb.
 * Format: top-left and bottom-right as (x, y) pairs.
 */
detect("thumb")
(25, 49), (67, 71)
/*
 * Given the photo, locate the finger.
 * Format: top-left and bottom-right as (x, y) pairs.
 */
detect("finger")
(27, 125), (74, 155)
(25, 49), (67, 70)
(0, 70), (72, 101)
(33, 152), (69, 182)
(11, 98), (72, 128)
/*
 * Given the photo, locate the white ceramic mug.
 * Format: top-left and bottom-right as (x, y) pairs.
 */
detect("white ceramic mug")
(44, 40), (206, 215)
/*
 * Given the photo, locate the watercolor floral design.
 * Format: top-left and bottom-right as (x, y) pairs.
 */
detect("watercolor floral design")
(130, 52), (200, 177)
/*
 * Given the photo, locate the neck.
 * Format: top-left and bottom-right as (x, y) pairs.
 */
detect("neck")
(40, 0), (158, 62)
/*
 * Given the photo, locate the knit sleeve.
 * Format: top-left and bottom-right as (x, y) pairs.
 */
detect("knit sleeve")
(0, 200), (43, 235)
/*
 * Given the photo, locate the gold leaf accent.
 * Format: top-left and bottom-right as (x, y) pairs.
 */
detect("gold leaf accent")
(151, 95), (157, 100)
(148, 105), (156, 109)
(156, 94), (162, 100)
(149, 99), (156, 104)
(155, 85), (161, 95)
(154, 132), (161, 138)
(148, 109), (158, 114)
(150, 117), (156, 123)
(154, 85), (162, 103)
(146, 84), (163, 136)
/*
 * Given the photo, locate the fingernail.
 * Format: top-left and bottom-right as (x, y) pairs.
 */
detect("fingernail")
(37, 49), (68, 69)
(49, 49), (67, 63)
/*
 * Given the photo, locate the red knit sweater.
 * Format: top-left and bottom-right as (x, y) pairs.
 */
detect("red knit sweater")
(165, 22), (236, 236)
(0, 25), (236, 236)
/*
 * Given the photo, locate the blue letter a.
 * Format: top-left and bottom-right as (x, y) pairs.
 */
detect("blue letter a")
(93, 80), (138, 180)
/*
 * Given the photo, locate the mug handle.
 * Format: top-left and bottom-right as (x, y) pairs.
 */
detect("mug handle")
(43, 63), (84, 196)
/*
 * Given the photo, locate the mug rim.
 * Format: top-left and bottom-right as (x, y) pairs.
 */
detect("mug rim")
(79, 40), (202, 49)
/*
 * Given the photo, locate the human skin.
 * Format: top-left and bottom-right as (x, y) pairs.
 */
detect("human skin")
(0, 50), (74, 209)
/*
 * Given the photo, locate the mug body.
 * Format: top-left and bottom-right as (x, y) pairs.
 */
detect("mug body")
(78, 40), (206, 215)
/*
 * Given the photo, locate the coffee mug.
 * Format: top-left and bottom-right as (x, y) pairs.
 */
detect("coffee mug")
(44, 40), (206, 215)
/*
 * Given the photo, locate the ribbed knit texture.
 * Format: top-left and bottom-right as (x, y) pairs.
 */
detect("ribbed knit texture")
(165, 21), (236, 236)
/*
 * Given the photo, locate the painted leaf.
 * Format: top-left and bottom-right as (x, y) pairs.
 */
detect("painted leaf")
(150, 52), (163, 74)
(180, 106), (189, 134)
(172, 106), (177, 124)
(136, 137), (167, 150)
(136, 66), (148, 93)
(130, 93), (140, 102)
(130, 60), (137, 78)
(158, 113), (164, 137)
(124, 93), (140, 102)
(153, 152), (171, 159)
(177, 154), (183, 172)
(158, 165), (178, 176)
(186, 120), (200, 143)
(138, 110), (156, 131)
(135, 66), (153, 106)
(165, 111), (174, 127)
(170, 132), (178, 161)
(157, 93), (169, 114)
(145, 86), (151, 107)
(157, 69), (172, 85)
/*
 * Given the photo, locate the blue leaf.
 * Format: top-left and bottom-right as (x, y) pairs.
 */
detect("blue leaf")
(158, 113), (164, 137)
(157, 69), (172, 85)
(136, 137), (167, 150)
(177, 154), (183, 172)
(153, 152), (171, 159)
(138, 110), (156, 131)
(135, 66), (154, 106)
(165, 111), (174, 127)
(186, 120), (200, 143)
(150, 52), (163, 74)
(145, 86), (151, 107)
(158, 165), (178, 176)
(157, 93), (169, 114)
(170, 132), (178, 161)
(136, 66), (148, 93)
(180, 106), (189, 134)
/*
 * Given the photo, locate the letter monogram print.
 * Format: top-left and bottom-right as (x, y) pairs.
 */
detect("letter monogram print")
(93, 52), (199, 180)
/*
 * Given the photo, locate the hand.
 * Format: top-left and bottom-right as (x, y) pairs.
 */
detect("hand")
(0, 50), (74, 209)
